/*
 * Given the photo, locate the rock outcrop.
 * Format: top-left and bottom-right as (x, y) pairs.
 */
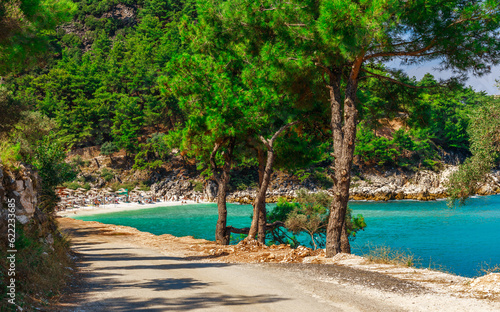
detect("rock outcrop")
(350, 166), (500, 200)
(0, 164), (40, 225)
(151, 168), (204, 201)
(0, 163), (56, 246)
(150, 165), (500, 203)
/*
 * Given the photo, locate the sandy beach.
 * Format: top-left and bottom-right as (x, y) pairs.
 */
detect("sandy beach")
(56, 200), (206, 217)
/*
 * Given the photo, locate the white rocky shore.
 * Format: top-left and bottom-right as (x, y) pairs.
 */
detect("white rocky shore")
(150, 165), (500, 203)
(350, 166), (500, 201)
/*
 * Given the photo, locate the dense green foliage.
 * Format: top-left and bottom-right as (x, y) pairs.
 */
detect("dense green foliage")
(2, 0), (497, 176)
(29, 138), (76, 212)
(267, 190), (366, 249)
(447, 97), (500, 204)
(9, 0), (193, 149)
(0, 0), (499, 220)
(100, 141), (119, 156)
(355, 74), (492, 170)
(0, 0), (76, 75)
(133, 132), (170, 171)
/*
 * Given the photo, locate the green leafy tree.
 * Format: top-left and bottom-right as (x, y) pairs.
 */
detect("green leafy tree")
(217, 0), (500, 256)
(166, 1), (329, 244)
(166, 47), (253, 244)
(447, 96), (500, 204)
(11, 1), (188, 147)
(269, 190), (366, 250)
(133, 133), (170, 171)
(285, 190), (331, 250)
(29, 138), (76, 212)
(100, 141), (119, 162)
(0, 86), (25, 137)
(0, 0), (75, 74)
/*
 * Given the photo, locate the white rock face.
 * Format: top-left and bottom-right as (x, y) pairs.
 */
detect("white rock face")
(19, 178), (36, 214)
(16, 215), (30, 224)
(1, 165), (40, 223)
(349, 165), (499, 200)
(151, 164), (500, 202)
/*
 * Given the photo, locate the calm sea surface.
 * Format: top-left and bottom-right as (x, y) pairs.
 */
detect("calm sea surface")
(74, 195), (500, 277)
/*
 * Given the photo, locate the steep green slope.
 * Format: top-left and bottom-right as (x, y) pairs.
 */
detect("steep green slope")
(3, 0), (499, 175)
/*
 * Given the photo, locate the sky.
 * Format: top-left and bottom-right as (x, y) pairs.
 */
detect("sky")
(389, 60), (499, 95)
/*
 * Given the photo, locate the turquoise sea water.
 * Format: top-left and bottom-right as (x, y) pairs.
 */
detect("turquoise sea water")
(74, 195), (500, 277)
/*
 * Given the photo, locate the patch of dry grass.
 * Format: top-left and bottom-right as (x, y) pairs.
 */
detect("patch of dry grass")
(362, 244), (420, 268)
(0, 222), (75, 311)
(478, 262), (500, 276)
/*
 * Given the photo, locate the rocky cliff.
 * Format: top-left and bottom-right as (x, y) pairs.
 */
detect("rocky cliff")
(67, 146), (500, 203)
(1, 164), (39, 222)
(0, 164), (55, 244)
(350, 166), (500, 201)
(150, 165), (500, 203)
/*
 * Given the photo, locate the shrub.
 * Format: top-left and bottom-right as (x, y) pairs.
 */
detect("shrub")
(63, 181), (81, 190)
(69, 155), (85, 168)
(0, 225), (74, 310)
(478, 262), (500, 276)
(267, 190), (366, 249)
(192, 180), (204, 192)
(312, 169), (334, 189)
(100, 141), (119, 156)
(361, 244), (419, 267)
(100, 167), (115, 182)
(229, 174), (257, 191)
(132, 133), (170, 171)
(110, 181), (137, 192)
(29, 139), (75, 213)
(138, 182), (150, 191)
(0, 141), (22, 169)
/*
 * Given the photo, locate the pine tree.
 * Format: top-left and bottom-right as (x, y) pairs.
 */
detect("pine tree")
(205, 0), (500, 255)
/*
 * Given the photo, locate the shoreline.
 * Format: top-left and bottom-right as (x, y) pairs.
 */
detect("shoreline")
(57, 193), (500, 218)
(57, 217), (500, 304)
(56, 200), (207, 217)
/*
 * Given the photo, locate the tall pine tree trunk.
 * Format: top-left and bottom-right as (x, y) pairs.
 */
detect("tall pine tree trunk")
(257, 148), (275, 244)
(325, 59), (361, 257)
(248, 149), (266, 240)
(341, 221), (351, 253)
(215, 170), (231, 244)
(248, 122), (298, 242)
(213, 139), (235, 245)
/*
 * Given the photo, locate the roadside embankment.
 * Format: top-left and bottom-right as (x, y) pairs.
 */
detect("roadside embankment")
(0, 164), (74, 311)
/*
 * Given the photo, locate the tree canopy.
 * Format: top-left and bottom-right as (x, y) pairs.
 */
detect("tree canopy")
(0, 0), (76, 75)
(1, 0), (500, 253)
(206, 0), (500, 255)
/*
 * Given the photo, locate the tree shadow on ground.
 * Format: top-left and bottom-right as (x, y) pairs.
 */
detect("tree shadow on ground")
(56, 223), (289, 311)
(61, 292), (285, 311)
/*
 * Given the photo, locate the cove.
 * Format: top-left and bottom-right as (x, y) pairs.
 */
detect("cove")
(73, 195), (500, 277)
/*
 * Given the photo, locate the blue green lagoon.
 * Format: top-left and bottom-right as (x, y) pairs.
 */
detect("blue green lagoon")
(74, 195), (500, 277)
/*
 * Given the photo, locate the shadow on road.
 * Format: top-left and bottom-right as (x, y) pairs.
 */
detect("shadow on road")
(56, 219), (289, 311)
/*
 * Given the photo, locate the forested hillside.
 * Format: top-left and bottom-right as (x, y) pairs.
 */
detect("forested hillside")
(2, 0), (497, 174)
(2, 0), (500, 254)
